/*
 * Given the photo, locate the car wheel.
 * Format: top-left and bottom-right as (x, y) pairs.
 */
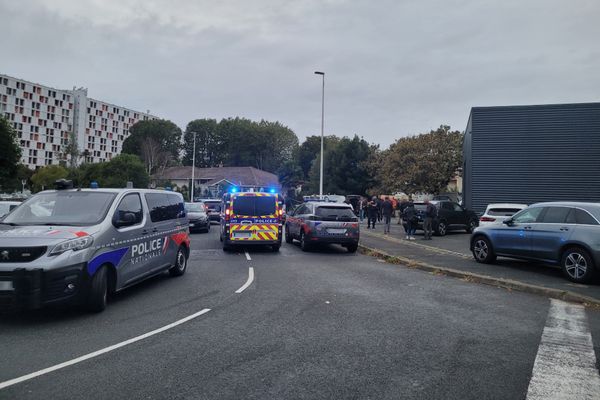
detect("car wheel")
(472, 236), (496, 264)
(285, 226), (293, 244)
(466, 219), (477, 233)
(169, 246), (188, 277)
(87, 265), (108, 313)
(436, 221), (447, 236)
(561, 247), (595, 283)
(206, 224), (211, 232)
(346, 243), (358, 253)
(300, 231), (310, 252)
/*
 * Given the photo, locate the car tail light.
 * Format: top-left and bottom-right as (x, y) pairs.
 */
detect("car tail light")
(480, 216), (495, 222)
(351, 223), (358, 228)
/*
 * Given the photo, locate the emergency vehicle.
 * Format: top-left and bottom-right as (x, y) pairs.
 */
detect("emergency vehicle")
(220, 190), (284, 252)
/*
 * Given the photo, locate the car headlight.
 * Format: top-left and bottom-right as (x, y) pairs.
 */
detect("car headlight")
(50, 236), (94, 255)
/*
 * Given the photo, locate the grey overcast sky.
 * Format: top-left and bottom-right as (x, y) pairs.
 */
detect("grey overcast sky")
(1, 0), (599, 147)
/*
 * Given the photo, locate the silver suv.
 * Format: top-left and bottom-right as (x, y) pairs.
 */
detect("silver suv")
(470, 202), (600, 283)
(0, 184), (190, 312)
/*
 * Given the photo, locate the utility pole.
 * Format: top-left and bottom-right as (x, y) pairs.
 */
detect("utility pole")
(191, 131), (197, 202)
(314, 71), (325, 198)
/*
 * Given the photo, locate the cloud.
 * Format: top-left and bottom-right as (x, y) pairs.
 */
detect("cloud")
(1, 0), (599, 147)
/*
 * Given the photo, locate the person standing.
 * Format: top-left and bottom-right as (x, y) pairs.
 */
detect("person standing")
(423, 200), (437, 240)
(367, 197), (378, 229)
(382, 196), (394, 234)
(376, 197), (384, 222)
(402, 199), (416, 240)
(359, 197), (366, 222)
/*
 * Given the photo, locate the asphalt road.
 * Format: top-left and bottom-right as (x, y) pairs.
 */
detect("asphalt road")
(1, 227), (599, 399)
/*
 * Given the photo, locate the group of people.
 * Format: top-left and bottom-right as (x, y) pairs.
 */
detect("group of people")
(357, 196), (437, 240)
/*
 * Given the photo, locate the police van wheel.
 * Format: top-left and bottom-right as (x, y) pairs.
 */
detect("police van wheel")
(169, 246), (187, 277)
(272, 243), (281, 252)
(87, 265), (108, 313)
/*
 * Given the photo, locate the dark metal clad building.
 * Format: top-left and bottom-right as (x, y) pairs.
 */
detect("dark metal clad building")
(463, 102), (600, 214)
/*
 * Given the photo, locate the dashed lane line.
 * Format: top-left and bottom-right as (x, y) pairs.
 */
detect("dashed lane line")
(0, 308), (211, 391)
(235, 267), (255, 294)
(526, 299), (600, 399)
(245, 251), (252, 261)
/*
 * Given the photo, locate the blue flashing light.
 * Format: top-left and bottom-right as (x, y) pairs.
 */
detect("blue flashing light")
(269, 188), (276, 193)
(165, 186), (172, 191)
(90, 181), (99, 189)
(231, 187), (238, 193)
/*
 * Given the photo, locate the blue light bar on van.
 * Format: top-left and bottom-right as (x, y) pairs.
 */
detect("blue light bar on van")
(230, 187), (238, 193)
(269, 188), (276, 193)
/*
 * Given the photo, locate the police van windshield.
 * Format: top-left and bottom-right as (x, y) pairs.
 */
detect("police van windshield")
(233, 196), (276, 216)
(3, 191), (116, 226)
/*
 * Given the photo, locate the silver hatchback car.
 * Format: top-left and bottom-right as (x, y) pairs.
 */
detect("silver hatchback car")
(470, 202), (600, 283)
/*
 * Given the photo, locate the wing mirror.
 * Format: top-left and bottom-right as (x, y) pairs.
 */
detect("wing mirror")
(502, 218), (514, 226)
(114, 212), (137, 228)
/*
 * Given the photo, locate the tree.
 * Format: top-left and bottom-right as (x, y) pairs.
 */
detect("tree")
(31, 165), (68, 192)
(182, 119), (222, 167)
(306, 135), (376, 195)
(297, 135), (340, 180)
(98, 154), (149, 188)
(122, 120), (182, 175)
(277, 159), (304, 189)
(0, 116), (22, 192)
(378, 125), (463, 194)
(60, 131), (80, 168)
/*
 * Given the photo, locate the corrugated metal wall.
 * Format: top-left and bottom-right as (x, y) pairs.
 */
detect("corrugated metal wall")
(463, 103), (600, 214)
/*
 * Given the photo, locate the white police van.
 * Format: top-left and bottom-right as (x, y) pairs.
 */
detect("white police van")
(0, 180), (190, 312)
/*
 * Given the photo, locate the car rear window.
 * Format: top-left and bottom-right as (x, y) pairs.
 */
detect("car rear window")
(204, 201), (221, 211)
(487, 208), (523, 216)
(414, 204), (427, 211)
(315, 206), (356, 221)
(232, 196), (276, 216)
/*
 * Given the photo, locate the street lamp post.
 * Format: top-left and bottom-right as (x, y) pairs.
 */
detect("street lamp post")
(191, 131), (197, 202)
(314, 71), (325, 198)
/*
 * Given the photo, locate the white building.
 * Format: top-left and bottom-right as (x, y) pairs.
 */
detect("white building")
(0, 73), (158, 169)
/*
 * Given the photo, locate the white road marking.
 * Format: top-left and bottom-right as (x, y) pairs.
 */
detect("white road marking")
(235, 267), (255, 294)
(0, 308), (211, 391)
(526, 299), (600, 399)
(244, 251), (251, 261)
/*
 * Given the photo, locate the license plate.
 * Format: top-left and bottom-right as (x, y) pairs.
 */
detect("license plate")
(234, 232), (252, 238)
(0, 281), (13, 291)
(327, 229), (346, 234)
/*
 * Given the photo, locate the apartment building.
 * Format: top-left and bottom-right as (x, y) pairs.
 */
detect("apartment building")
(0, 74), (158, 169)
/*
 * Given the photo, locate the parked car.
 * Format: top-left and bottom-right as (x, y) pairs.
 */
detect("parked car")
(0, 201), (21, 218)
(414, 200), (479, 236)
(200, 199), (222, 223)
(185, 202), (210, 233)
(470, 202), (600, 283)
(479, 203), (527, 227)
(285, 202), (359, 252)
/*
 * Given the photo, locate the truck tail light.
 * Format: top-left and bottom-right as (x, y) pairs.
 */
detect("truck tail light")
(480, 216), (495, 222)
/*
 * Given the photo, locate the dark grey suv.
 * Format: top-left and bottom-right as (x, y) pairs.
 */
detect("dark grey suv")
(470, 202), (600, 283)
(285, 202), (360, 252)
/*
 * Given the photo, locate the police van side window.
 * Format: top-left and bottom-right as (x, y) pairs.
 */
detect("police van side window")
(147, 193), (184, 222)
(115, 194), (143, 226)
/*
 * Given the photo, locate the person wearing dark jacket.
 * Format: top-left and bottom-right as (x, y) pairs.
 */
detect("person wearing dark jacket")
(402, 199), (416, 240)
(382, 197), (394, 234)
(367, 197), (378, 229)
(423, 200), (437, 240)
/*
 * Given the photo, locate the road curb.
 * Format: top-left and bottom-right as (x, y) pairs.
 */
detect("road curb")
(358, 244), (600, 309)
